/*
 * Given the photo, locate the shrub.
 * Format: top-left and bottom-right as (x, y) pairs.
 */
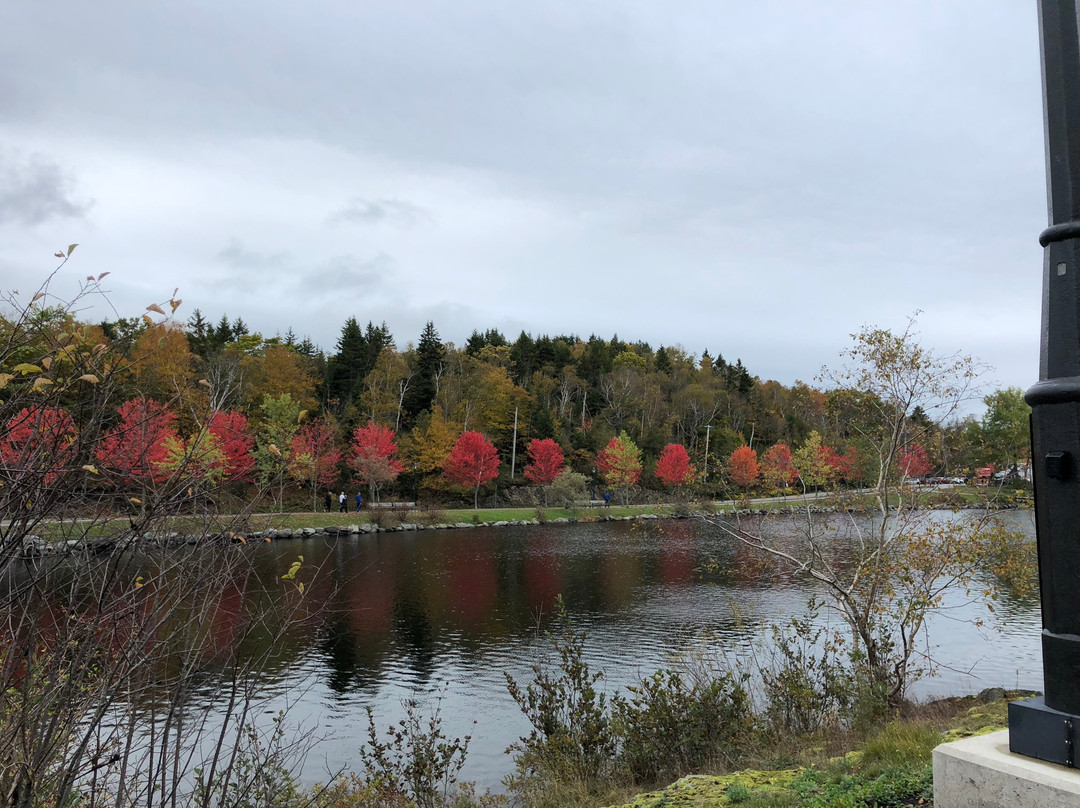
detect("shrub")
(358, 698), (502, 808)
(612, 668), (754, 783)
(547, 472), (589, 509)
(504, 599), (616, 787)
(761, 606), (855, 736)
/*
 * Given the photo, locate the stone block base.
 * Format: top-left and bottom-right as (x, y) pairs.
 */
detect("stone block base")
(934, 730), (1080, 807)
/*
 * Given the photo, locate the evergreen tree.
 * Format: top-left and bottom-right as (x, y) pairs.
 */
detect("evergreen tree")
(364, 321), (394, 374)
(210, 315), (234, 353)
(465, 330), (486, 356)
(326, 317), (367, 412)
(404, 321), (444, 422)
(186, 309), (212, 357)
(655, 345), (671, 374)
(510, 331), (536, 385)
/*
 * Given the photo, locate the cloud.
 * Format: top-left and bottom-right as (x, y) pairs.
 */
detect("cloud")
(0, 152), (91, 226)
(304, 253), (391, 296)
(217, 240), (290, 272)
(326, 198), (432, 228)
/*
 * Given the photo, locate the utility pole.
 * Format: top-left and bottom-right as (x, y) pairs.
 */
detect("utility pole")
(510, 406), (518, 479)
(1009, 0), (1080, 768)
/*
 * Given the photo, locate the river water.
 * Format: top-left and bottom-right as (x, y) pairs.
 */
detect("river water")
(183, 509), (1039, 791)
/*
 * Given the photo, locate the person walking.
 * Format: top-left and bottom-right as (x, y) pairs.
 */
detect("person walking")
(355, 491), (363, 512)
(324, 491), (332, 512)
(338, 491), (347, 513)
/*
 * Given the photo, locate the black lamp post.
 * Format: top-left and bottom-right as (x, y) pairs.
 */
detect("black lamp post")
(1009, 0), (1080, 768)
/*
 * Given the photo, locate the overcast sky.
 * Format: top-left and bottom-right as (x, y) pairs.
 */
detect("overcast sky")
(1, 1), (1048, 399)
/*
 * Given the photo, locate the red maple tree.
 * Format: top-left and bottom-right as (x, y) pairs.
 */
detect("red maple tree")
(95, 398), (177, 486)
(761, 443), (796, 489)
(898, 443), (932, 481)
(727, 446), (760, 490)
(350, 422), (405, 504)
(208, 410), (255, 483)
(524, 438), (565, 505)
(2, 406), (78, 486)
(443, 431), (500, 509)
(654, 443), (696, 488)
(290, 418), (342, 509)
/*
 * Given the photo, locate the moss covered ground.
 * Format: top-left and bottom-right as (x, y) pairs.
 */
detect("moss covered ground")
(598, 690), (1030, 808)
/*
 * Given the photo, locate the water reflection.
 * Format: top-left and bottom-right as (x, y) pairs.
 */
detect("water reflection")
(13, 511), (1043, 790)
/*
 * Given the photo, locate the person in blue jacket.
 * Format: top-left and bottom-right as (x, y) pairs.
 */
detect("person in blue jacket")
(355, 491), (363, 512)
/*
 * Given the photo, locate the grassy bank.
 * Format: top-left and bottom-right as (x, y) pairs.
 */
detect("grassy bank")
(34, 503), (677, 540)
(599, 690), (1028, 808)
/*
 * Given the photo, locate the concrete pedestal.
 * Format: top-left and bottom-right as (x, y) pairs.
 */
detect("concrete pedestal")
(934, 730), (1080, 807)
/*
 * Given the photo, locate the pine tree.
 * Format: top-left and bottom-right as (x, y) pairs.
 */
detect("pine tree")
(186, 309), (211, 357)
(326, 317), (367, 412)
(655, 345), (671, 374)
(404, 321), (445, 422)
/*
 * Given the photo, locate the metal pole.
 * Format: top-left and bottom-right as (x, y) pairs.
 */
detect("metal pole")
(1009, 0), (1080, 767)
(510, 406), (518, 479)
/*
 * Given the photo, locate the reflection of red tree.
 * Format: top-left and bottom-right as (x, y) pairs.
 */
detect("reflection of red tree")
(204, 583), (244, 659)
(345, 549), (397, 634)
(658, 521), (695, 585)
(447, 551), (497, 622)
(524, 534), (562, 611)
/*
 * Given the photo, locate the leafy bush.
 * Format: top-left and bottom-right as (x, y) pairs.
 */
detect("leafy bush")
(504, 599), (617, 787)
(359, 698), (501, 808)
(761, 606), (855, 736)
(547, 471), (589, 509)
(612, 669), (753, 783)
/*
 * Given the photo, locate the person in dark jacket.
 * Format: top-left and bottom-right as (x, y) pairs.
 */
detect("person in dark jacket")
(324, 491), (332, 512)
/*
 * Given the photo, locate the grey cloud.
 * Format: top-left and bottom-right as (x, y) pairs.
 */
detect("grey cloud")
(327, 198), (432, 228)
(0, 152), (91, 226)
(304, 253), (392, 295)
(216, 240), (290, 279)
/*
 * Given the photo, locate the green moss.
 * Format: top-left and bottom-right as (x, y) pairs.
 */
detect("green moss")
(599, 770), (802, 808)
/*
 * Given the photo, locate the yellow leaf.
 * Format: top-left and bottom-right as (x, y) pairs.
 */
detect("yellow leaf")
(130, 497), (142, 505)
(67, 243), (78, 256)
(146, 303), (166, 316)
(141, 314), (153, 326)
(82, 465), (99, 474)
(78, 374), (99, 384)
(297, 581), (305, 594)
(13, 363), (42, 374)
(32, 378), (53, 391)
(0, 374), (12, 389)
(268, 444), (282, 457)
(297, 409), (308, 423)
(32, 293), (45, 303)
(170, 298), (182, 312)
(41, 356), (52, 370)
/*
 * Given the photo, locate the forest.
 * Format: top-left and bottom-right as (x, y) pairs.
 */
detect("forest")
(1, 288), (1032, 511)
